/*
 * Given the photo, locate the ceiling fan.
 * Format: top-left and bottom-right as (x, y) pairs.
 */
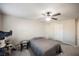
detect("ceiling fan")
(42, 11), (61, 20)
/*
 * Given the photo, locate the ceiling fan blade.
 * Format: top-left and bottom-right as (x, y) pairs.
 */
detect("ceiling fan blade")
(52, 13), (61, 16)
(51, 18), (58, 20)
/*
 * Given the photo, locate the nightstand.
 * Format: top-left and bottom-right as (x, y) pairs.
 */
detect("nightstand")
(20, 40), (30, 51)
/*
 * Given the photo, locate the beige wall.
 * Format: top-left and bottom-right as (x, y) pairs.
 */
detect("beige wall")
(77, 18), (79, 45)
(63, 19), (75, 45)
(2, 15), (46, 44)
(0, 14), (2, 30)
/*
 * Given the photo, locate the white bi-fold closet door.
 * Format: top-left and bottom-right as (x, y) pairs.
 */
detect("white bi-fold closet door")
(45, 21), (63, 42)
(46, 19), (76, 45)
(53, 22), (63, 42)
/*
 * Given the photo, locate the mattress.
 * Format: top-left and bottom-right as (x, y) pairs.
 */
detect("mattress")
(30, 38), (62, 56)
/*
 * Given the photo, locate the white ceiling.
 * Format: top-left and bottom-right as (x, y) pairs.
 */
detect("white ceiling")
(0, 3), (79, 20)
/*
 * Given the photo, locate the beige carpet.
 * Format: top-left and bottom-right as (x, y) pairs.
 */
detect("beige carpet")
(11, 49), (34, 56)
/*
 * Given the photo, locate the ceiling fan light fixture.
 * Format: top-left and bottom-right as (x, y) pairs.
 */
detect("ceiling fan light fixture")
(45, 17), (51, 21)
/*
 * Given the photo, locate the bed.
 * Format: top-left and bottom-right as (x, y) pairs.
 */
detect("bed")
(30, 37), (62, 56)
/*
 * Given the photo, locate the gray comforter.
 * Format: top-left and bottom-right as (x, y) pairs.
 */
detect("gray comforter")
(30, 38), (62, 56)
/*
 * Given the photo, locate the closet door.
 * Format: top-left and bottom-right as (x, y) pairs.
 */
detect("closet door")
(54, 23), (63, 42)
(45, 21), (63, 42)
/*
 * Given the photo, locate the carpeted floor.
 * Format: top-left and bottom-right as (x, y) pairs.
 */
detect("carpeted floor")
(11, 49), (33, 56)
(11, 48), (35, 56)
